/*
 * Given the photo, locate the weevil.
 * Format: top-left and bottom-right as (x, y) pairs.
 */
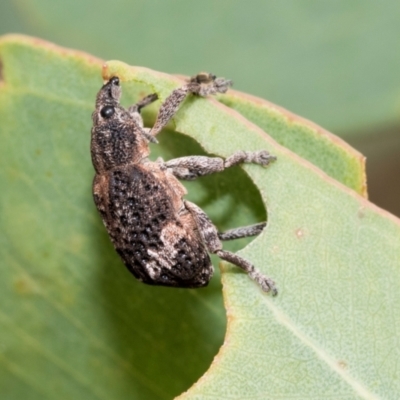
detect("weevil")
(91, 72), (277, 295)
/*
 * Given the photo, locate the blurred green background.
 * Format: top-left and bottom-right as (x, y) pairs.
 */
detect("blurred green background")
(1, 0), (399, 215)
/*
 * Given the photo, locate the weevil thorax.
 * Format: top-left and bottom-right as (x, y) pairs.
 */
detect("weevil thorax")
(91, 77), (150, 174)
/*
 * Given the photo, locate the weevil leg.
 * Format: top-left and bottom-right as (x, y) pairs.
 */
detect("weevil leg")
(126, 94), (160, 144)
(185, 201), (277, 295)
(214, 250), (277, 296)
(163, 150), (276, 180)
(163, 156), (224, 180)
(128, 93), (159, 114)
(218, 222), (266, 241)
(224, 150), (277, 168)
(149, 73), (232, 137)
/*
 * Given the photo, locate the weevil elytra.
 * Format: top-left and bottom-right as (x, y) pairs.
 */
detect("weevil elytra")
(91, 72), (277, 295)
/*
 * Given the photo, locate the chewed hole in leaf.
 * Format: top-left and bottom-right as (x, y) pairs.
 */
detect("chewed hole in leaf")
(152, 129), (267, 255)
(120, 81), (268, 254)
(121, 85), (267, 251)
(121, 79), (268, 244)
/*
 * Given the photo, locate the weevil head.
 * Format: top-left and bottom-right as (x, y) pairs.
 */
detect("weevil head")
(91, 77), (150, 173)
(92, 77), (124, 127)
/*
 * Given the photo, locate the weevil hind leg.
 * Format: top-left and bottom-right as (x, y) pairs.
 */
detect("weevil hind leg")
(185, 201), (277, 295)
(214, 250), (277, 296)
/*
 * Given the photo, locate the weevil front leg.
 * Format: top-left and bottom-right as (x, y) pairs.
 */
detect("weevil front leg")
(185, 201), (277, 295)
(162, 151), (276, 180)
(149, 73), (232, 138)
(127, 93), (159, 125)
(126, 93), (160, 143)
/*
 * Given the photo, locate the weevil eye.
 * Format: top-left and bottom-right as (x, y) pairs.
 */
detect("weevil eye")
(100, 105), (115, 118)
(110, 76), (120, 86)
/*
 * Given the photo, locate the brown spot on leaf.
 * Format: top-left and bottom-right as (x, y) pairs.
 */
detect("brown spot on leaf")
(295, 228), (305, 239)
(358, 207), (365, 219)
(337, 360), (347, 369)
(102, 63), (110, 80)
(272, 245), (280, 254)
(14, 277), (35, 295)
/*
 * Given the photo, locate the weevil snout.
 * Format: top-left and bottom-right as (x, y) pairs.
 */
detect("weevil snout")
(96, 76), (122, 108)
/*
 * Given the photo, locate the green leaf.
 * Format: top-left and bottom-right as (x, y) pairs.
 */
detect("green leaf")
(1, 35), (400, 400)
(217, 90), (366, 195)
(106, 61), (400, 399)
(0, 35), (227, 400)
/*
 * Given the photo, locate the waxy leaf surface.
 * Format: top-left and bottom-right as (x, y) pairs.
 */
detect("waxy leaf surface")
(1, 36), (399, 400)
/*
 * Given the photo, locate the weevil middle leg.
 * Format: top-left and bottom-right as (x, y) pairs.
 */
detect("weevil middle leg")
(184, 201), (277, 295)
